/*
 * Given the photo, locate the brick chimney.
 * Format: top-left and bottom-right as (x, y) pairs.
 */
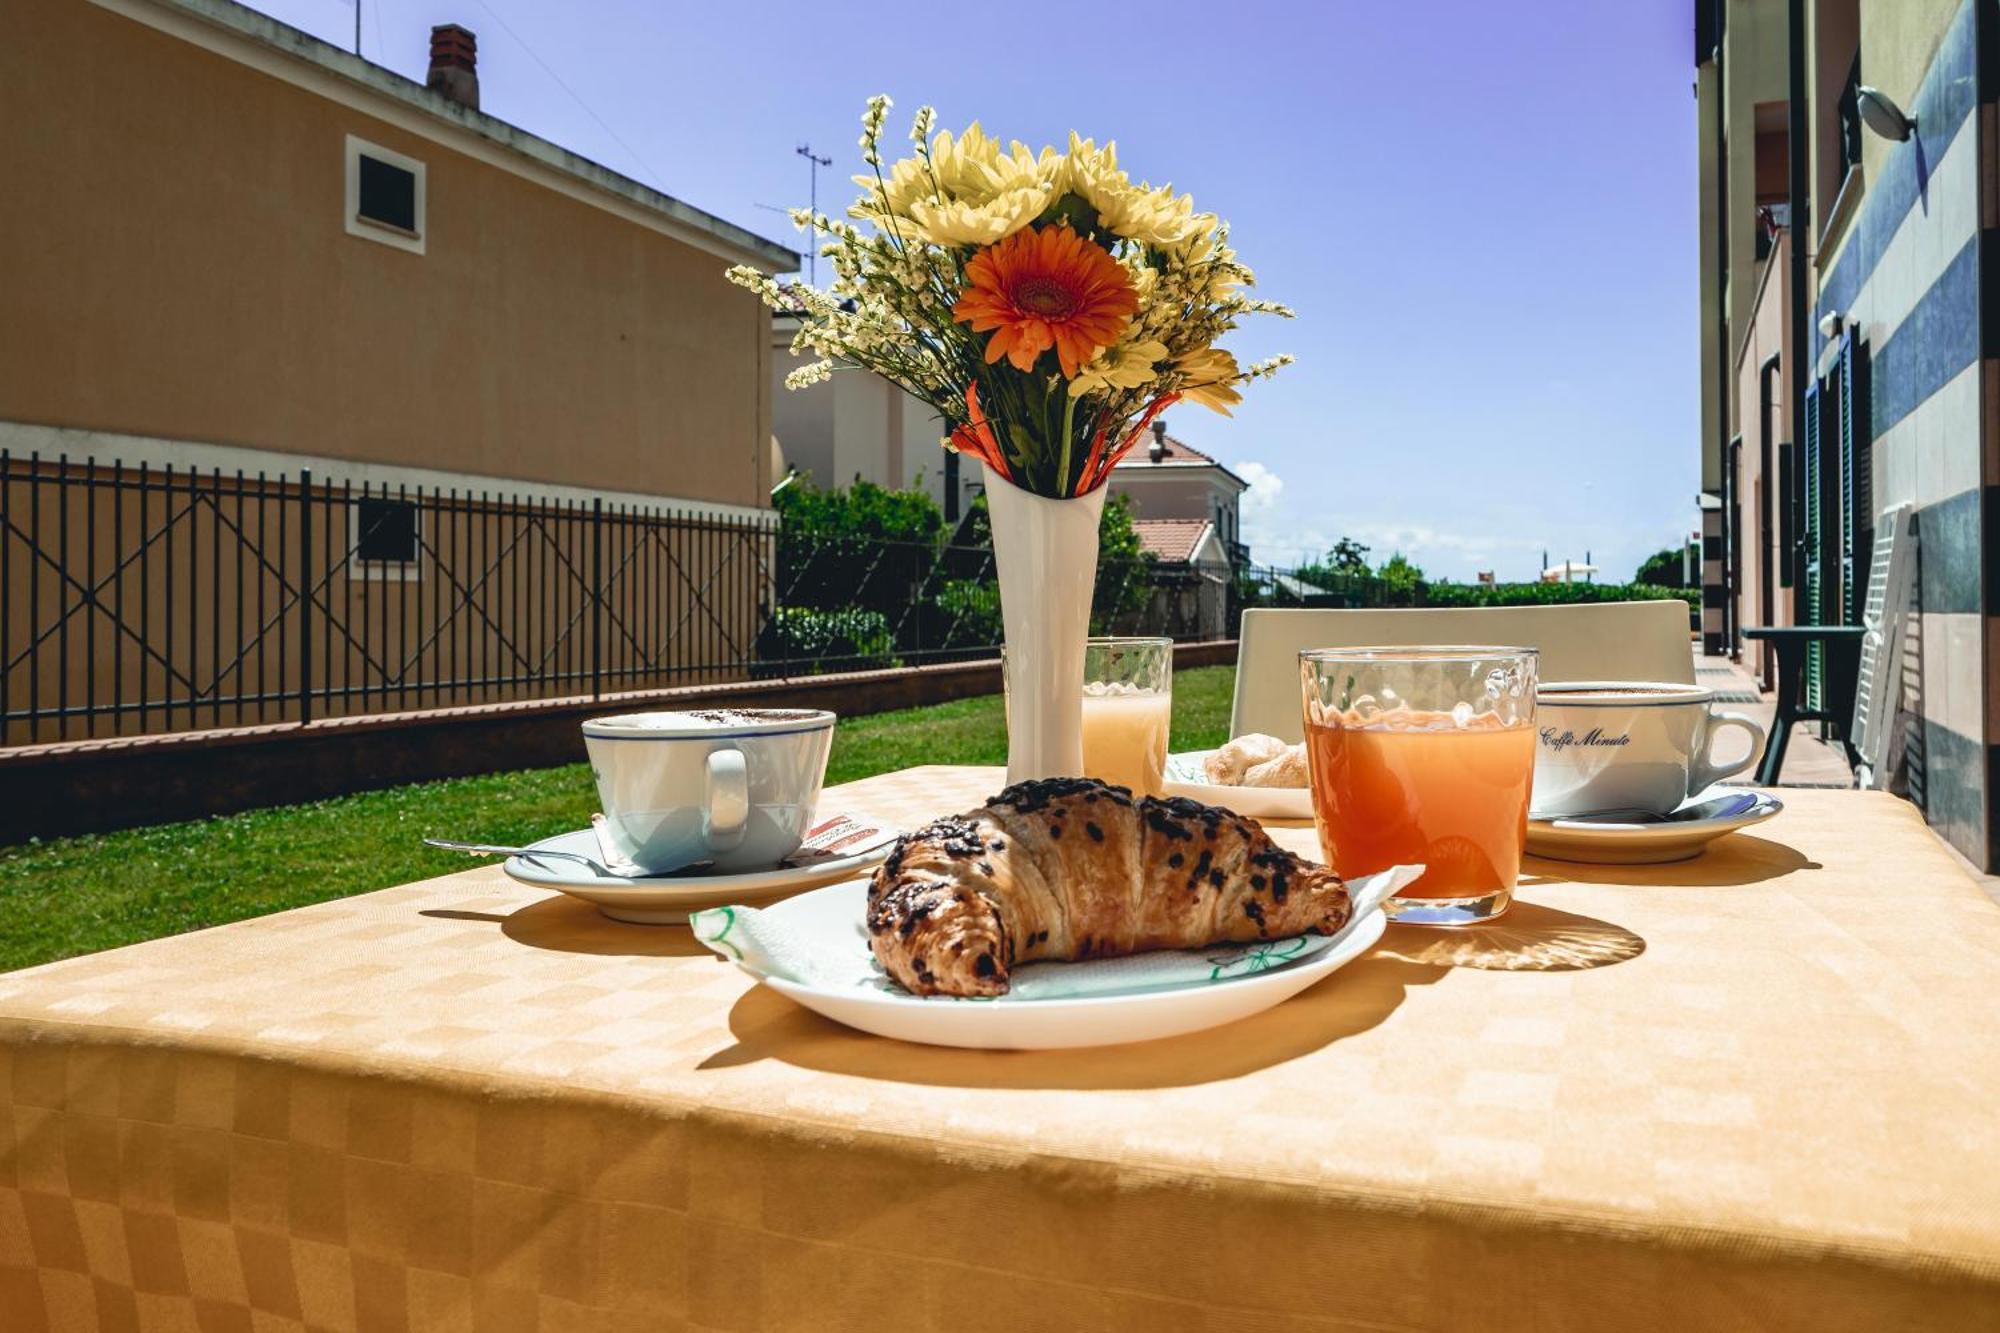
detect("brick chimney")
(427, 24), (479, 110)
(1149, 419), (1169, 464)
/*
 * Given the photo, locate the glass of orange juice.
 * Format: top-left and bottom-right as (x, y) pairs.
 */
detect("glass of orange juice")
(1300, 646), (1538, 925)
(1080, 636), (1173, 796)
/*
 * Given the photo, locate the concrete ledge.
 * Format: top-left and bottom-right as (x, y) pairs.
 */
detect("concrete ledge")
(0, 640), (1238, 842)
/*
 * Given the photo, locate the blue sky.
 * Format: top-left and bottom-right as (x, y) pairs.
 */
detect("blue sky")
(259, 0), (1698, 582)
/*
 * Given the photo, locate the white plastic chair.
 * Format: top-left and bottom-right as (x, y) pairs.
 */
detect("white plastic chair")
(1231, 601), (1696, 742)
(1852, 505), (1916, 790)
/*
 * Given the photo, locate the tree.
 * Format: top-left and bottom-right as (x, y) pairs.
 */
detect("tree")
(772, 476), (943, 545)
(1289, 536), (1374, 592)
(1091, 491), (1157, 626)
(1377, 552), (1425, 598)
(1634, 546), (1694, 588)
(1328, 537), (1371, 575)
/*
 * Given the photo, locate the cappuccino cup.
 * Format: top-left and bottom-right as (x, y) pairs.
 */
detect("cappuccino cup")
(582, 708), (835, 874)
(1532, 682), (1766, 818)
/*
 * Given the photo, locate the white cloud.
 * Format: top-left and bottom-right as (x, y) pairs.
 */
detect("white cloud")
(1238, 515), (1547, 576)
(1234, 460), (1284, 521)
(1224, 459), (1672, 581)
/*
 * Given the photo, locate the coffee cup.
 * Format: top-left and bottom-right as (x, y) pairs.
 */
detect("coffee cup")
(1531, 682), (1765, 818)
(582, 708), (835, 874)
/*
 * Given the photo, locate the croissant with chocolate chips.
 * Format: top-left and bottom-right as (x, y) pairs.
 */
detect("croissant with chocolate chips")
(866, 777), (1353, 998)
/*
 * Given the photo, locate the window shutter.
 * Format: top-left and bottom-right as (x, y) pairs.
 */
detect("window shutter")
(1843, 337), (1873, 625)
(1804, 381), (1823, 711)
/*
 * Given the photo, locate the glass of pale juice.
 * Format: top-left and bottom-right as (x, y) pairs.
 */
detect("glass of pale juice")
(1081, 636), (1174, 797)
(1300, 646), (1538, 925)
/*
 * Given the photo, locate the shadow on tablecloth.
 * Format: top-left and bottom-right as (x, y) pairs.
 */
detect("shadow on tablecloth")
(423, 894), (712, 957)
(1526, 833), (1818, 888)
(696, 952), (1449, 1089)
(1374, 902), (1646, 973)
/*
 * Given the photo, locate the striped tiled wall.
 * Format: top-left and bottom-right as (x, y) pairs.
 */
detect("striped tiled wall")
(1701, 511), (1725, 655)
(1813, 0), (1991, 863)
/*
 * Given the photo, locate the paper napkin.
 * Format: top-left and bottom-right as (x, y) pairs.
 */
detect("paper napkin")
(587, 811), (899, 879)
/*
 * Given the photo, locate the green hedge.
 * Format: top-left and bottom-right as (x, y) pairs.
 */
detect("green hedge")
(1423, 581), (1688, 608)
(755, 606), (896, 672)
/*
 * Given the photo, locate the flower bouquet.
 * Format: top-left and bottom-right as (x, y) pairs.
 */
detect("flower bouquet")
(730, 96), (1292, 781)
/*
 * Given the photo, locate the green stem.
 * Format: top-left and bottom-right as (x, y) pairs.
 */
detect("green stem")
(1057, 391), (1077, 497)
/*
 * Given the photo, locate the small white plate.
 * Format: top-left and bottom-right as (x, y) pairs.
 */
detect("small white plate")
(1526, 787), (1783, 865)
(1163, 750), (1313, 821)
(504, 829), (892, 924)
(747, 877), (1391, 1049)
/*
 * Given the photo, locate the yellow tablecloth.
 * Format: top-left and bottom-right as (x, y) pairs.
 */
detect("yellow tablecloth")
(1, 768), (1997, 1331)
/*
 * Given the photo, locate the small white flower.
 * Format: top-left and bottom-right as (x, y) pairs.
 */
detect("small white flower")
(784, 360), (836, 390)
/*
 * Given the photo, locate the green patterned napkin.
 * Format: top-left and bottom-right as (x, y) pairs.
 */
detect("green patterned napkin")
(691, 864), (1420, 1002)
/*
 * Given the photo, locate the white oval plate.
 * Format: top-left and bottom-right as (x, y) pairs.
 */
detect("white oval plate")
(751, 879), (1389, 1049)
(1526, 787), (1782, 865)
(1163, 750), (1313, 821)
(504, 829), (892, 924)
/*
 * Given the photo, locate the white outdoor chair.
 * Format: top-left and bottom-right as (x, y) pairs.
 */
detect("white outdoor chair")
(1231, 601), (1696, 742)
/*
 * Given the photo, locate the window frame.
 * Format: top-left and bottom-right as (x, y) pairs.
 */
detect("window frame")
(348, 495), (424, 583)
(344, 134), (427, 255)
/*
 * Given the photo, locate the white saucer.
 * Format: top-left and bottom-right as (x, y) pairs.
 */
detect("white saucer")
(1526, 787), (1783, 865)
(504, 829), (893, 924)
(1163, 750), (1312, 821)
(746, 874), (1395, 1049)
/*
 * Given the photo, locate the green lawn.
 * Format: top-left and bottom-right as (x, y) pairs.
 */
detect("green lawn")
(0, 665), (1236, 972)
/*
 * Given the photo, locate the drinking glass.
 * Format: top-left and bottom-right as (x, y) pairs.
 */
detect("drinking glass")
(1081, 636), (1173, 797)
(1300, 646), (1538, 925)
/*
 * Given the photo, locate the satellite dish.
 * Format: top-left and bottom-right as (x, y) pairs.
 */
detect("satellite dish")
(1855, 86), (1916, 142)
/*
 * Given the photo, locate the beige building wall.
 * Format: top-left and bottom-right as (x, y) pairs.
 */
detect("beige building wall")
(1697, 0), (1787, 495)
(1697, 59), (1724, 494)
(0, 0), (779, 509)
(1111, 471), (1227, 524)
(1719, 1), (1790, 441)
(770, 325), (969, 509)
(1730, 230), (1795, 683)
(1814, 0), (1962, 278)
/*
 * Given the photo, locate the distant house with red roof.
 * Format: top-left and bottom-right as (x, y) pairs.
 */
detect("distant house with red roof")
(1110, 421), (1248, 575)
(1106, 421), (1246, 638)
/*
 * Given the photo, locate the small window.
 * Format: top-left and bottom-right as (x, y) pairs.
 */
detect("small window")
(352, 497), (422, 580)
(1836, 55), (1864, 174)
(358, 156), (416, 232)
(344, 135), (426, 254)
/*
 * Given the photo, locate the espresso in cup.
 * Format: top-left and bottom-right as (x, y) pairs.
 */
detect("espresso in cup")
(1532, 682), (1765, 818)
(582, 708), (835, 874)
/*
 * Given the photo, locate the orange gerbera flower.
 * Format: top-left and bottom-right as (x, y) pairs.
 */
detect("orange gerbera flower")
(953, 225), (1138, 378)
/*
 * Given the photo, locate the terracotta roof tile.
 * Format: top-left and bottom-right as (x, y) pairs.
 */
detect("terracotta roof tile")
(1132, 518), (1213, 563)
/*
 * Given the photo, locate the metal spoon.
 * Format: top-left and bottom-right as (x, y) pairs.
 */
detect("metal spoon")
(422, 838), (611, 874)
(423, 838), (717, 879)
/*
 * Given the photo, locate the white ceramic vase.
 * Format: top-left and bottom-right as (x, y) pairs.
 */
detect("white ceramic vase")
(982, 462), (1106, 785)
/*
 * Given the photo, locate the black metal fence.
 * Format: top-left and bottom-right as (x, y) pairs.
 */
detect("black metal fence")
(0, 455), (1242, 746)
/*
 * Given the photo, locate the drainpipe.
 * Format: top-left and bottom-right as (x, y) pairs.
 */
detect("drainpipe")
(1786, 0), (1810, 623)
(1758, 350), (1781, 681)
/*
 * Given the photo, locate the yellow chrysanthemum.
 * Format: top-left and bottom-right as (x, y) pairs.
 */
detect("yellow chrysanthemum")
(1098, 184), (1213, 248)
(1175, 348), (1243, 415)
(906, 186), (1050, 246)
(1044, 135), (1212, 247)
(853, 122), (1052, 241)
(1044, 134), (1110, 196)
(1069, 337), (1167, 398)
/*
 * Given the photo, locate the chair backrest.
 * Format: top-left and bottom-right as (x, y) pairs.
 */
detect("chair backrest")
(1853, 504), (1916, 788)
(1232, 601), (1695, 742)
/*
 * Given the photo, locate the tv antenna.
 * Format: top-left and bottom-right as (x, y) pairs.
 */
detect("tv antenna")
(796, 143), (832, 283)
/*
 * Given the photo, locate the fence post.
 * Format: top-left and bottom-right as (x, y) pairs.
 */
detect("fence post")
(591, 496), (603, 701)
(298, 468), (313, 725)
